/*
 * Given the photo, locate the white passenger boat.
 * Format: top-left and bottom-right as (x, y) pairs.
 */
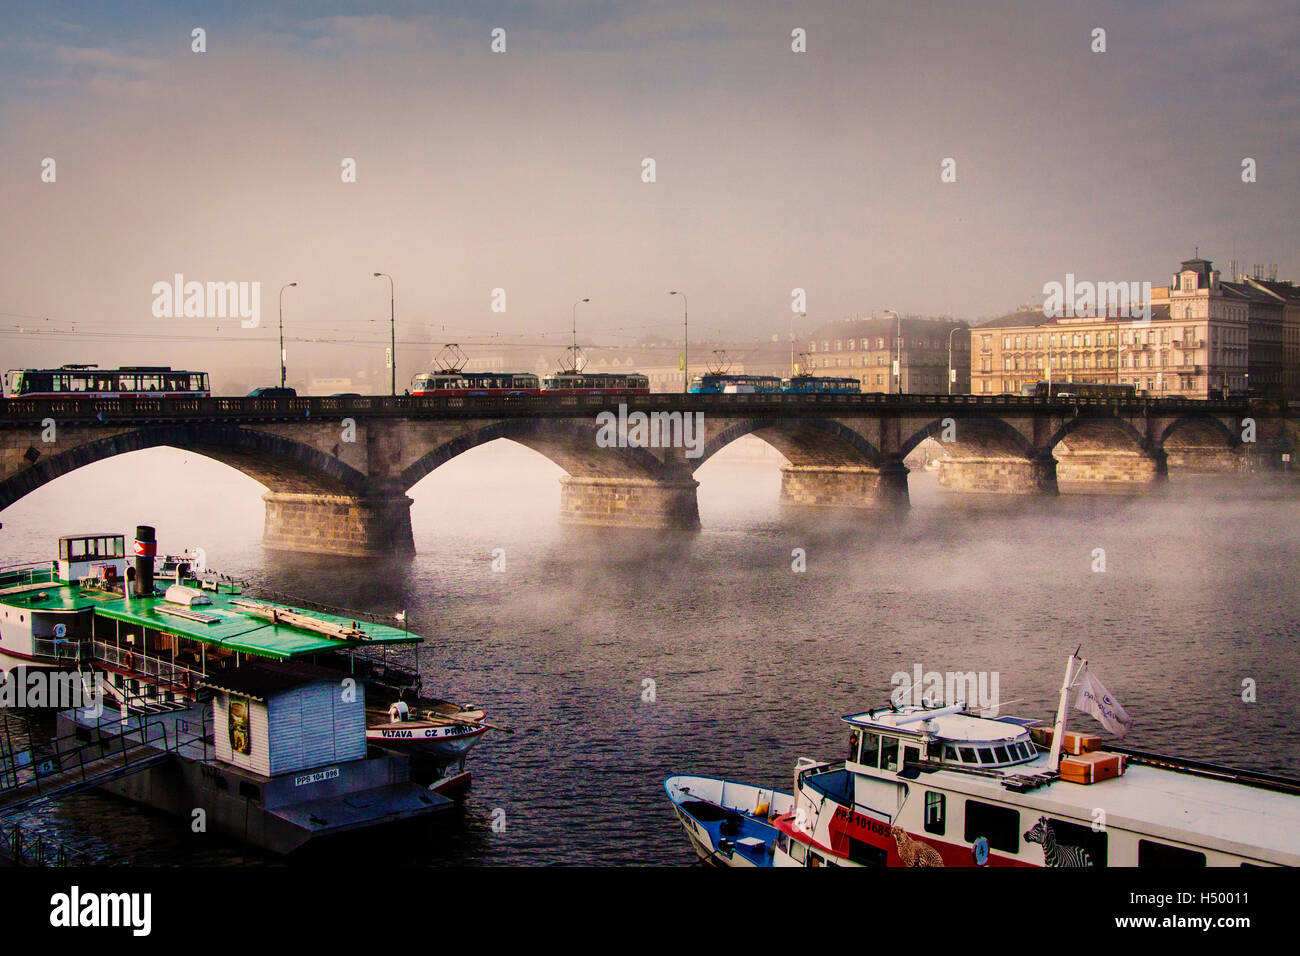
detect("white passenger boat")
(668, 654), (1300, 867)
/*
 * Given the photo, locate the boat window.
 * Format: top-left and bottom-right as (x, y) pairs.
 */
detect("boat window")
(1046, 817), (1108, 866)
(924, 791), (946, 836)
(788, 838), (807, 864)
(943, 745), (959, 762)
(903, 746), (921, 768)
(859, 732), (880, 766)
(880, 737), (900, 772)
(964, 800), (1020, 854)
(1138, 840), (1206, 868)
(994, 745), (1010, 763)
(847, 837), (888, 867)
(960, 747), (977, 763)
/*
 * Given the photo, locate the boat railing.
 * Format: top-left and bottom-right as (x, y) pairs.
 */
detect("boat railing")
(0, 562), (57, 589)
(0, 715), (179, 815)
(29, 638), (87, 663)
(92, 642), (205, 692)
(1107, 745), (1300, 796)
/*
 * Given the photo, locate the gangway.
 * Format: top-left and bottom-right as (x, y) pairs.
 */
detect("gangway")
(0, 714), (197, 817)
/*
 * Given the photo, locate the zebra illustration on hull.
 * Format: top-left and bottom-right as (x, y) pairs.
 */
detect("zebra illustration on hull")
(1025, 816), (1094, 867)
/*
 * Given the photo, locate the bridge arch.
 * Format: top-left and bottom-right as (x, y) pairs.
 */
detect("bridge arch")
(1046, 414), (1151, 454)
(695, 417), (889, 470)
(899, 415), (1036, 462)
(0, 422), (369, 511)
(1158, 415), (1239, 449)
(399, 417), (675, 491)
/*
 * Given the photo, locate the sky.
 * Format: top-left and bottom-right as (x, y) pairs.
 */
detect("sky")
(1, 0), (1297, 384)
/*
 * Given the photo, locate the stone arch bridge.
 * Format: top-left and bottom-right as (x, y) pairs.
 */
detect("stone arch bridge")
(1, 392), (1290, 556)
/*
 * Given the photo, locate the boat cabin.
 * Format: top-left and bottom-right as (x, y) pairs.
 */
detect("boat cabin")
(845, 705), (1042, 776)
(201, 662), (367, 777)
(56, 533), (127, 584)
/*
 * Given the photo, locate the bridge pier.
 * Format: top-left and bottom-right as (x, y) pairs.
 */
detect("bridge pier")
(1164, 446), (1243, 475)
(778, 461), (910, 510)
(558, 476), (701, 530)
(936, 454), (1058, 495)
(262, 491), (415, 557)
(1054, 449), (1167, 487)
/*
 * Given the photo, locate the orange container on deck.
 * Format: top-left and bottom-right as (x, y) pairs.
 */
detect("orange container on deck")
(1030, 727), (1103, 755)
(1060, 751), (1126, 784)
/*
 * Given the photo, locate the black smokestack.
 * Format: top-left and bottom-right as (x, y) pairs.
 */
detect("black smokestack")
(133, 525), (156, 597)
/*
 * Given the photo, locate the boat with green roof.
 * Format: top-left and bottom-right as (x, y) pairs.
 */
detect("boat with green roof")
(0, 525), (494, 854)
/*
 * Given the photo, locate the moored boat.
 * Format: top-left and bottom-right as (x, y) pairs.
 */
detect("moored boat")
(665, 775), (793, 867)
(0, 525), (497, 853)
(667, 653), (1300, 867)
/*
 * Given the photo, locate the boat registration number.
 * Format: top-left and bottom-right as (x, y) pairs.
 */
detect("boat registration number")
(294, 767), (340, 787)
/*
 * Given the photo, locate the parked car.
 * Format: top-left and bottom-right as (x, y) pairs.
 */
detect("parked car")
(247, 387), (297, 398)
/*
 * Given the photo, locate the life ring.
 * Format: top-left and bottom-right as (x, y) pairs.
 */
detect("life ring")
(123, 650), (134, 670)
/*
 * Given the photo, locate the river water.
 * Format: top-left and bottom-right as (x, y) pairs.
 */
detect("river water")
(1, 440), (1297, 865)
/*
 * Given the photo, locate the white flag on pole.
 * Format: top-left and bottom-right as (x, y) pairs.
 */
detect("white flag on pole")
(1073, 668), (1132, 737)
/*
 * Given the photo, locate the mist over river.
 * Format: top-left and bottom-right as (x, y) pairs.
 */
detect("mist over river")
(1, 440), (1297, 865)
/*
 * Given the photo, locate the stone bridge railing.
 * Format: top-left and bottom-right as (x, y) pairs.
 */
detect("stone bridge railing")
(0, 390), (1254, 425)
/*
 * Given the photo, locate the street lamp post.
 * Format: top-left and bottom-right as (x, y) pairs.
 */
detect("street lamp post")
(571, 298), (589, 371)
(670, 291), (688, 392)
(278, 282), (297, 389)
(793, 312), (806, 376)
(883, 310), (901, 394)
(373, 272), (395, 396)
(947, 324), (960, 396)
